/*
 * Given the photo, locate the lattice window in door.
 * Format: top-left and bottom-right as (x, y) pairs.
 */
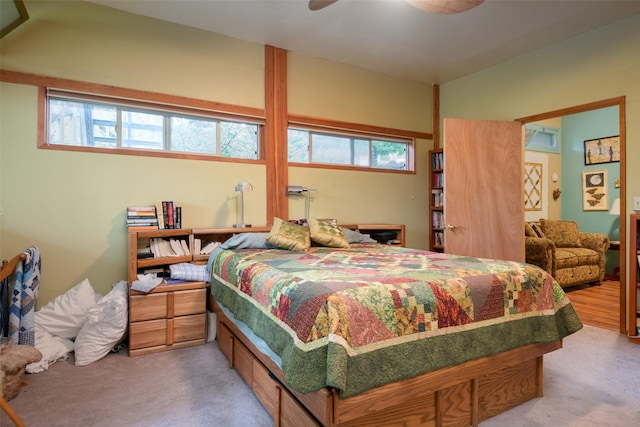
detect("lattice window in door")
(524, 162), (543, 211)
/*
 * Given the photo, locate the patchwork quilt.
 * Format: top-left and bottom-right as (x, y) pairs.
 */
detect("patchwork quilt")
(210, 244), (582, 398)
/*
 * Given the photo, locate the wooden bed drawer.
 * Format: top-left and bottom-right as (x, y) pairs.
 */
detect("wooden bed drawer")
(217, 320), (234, 363)
(217, 320), (254, 385)
(252, 359), (278, 418)
(130, 293), (167, 321)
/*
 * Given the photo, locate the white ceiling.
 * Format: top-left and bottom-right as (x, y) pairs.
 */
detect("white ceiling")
(87, 0), (640, 84)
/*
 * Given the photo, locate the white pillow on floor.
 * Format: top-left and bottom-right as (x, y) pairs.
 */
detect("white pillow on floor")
(26, 325), (74, 373)
(35, 278), (100, 339)
(74, 280), (128, 366)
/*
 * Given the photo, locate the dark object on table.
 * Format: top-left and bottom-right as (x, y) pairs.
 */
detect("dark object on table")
(370, 231), (397, 243)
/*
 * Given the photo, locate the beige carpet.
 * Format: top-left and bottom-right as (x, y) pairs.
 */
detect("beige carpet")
(2, 325), (639, 426)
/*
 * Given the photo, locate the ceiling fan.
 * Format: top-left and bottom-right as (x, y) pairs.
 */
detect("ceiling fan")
(309, 0), (485, 15)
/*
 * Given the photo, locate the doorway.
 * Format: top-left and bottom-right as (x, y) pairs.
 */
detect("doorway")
(517, 97), (627, 334)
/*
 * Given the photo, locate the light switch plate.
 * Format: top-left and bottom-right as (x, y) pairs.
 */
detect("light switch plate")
(634, 197), (640, 212)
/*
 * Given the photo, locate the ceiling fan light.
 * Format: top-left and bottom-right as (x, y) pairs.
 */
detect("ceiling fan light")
(407, 0), (485, 15)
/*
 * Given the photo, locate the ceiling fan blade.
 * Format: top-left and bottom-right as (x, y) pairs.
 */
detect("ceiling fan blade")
(309, 0), (339, 11)
(406, 0), (484, 15)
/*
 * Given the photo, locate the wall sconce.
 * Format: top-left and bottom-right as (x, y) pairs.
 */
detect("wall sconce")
(233, 182), (253, 228)
(287, 185), (317, 219)
(552, 188), (562, 200)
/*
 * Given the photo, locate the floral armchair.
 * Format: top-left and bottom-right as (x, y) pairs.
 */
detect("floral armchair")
(525, 219), (610, 288)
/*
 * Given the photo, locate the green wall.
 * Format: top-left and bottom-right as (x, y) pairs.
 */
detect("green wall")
(561, 107), (620, 235)
(561, 107), (620, 273)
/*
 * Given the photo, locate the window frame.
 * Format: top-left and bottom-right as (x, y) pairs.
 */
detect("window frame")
(287, 120), (417, 174)
(40, 86), (267, 165)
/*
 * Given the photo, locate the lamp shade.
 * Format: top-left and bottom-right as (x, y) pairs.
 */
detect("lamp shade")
(609, 198), (620, 215)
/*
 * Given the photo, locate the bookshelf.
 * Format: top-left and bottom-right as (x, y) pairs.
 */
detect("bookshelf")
(127, 228), (206, 356)
(429, 149), (444, 252)
(629, 214), (640, 343)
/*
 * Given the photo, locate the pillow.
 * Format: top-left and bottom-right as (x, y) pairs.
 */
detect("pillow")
(221, 232), (277, 250)
(266, 217), (311, 251)
(26, 325), (74, 373)
(308, 218), (350, 248)
(530, 223), (545, 238)
(74, 280), (128, 366)
(540, 219), (581, 247)
(342, 228), (378, 244)
(35, 278), (100, 339)
(524, 223), (538, 237)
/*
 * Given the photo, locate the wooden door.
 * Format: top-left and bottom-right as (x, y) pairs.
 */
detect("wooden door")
(443, 118), (524, 262)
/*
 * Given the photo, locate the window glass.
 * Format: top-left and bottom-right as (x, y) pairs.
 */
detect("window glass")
(220, 121), (259, 159)
(170, 116), (216, 154)
(311, 133), (351, 165)
(372, 140), (407, 170)
(525, 124), (560, 153)
(287, 129), (310, 163)
(121, 110), (164, 150)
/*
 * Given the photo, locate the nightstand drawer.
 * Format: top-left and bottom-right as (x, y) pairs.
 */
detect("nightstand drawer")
(174, 288), (206, 316)
(129, 319), (167, 349)
(174, 313), (206, 342)
(130, 293), (167, 321)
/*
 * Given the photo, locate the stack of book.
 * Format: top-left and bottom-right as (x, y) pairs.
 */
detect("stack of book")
(126, 206), (159, 231)
(155, 200), (182, 230)
(149, 238), (190, 257)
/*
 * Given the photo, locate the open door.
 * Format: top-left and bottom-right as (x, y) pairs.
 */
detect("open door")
(444, 118), (524, 261)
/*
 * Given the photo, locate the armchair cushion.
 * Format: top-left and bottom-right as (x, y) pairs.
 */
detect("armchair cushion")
(525, 223), (537, 237)
(540, 219), (581, 248)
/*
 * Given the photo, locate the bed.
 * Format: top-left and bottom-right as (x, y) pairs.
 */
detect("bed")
(207, 226), (582, 427)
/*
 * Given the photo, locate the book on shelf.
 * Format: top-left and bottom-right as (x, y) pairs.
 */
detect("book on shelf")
(155, 200), (165, 230)
(127, 205), (159, 231)
(180, 239), (190, 256)
(149, 237), (190, 258)
(128, 225), (159, 231)
(200, 241), (221, 255)
(154, 200), (182, 230)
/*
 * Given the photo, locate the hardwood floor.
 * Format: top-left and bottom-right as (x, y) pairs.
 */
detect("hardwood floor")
(563, 279), (620, 332)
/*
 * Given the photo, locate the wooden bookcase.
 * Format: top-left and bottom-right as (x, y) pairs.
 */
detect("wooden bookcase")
(429, 149), (445, 252)
(127, 228), (206, 356)
(629, 214), (640, 342)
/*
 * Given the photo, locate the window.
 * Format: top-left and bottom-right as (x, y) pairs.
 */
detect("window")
(525, 123), (560, 154)
(288, 127), (412, 171)
(46, 91), (262, 160)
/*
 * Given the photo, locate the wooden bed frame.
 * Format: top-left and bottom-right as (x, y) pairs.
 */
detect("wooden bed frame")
(210, 294), (562, 427)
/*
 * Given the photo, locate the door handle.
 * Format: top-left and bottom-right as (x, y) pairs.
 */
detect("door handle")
(446, 224), (462, 232)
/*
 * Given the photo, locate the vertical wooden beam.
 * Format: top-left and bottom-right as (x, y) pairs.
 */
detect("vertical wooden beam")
(265, 45), (289, 223)
(432, 84), (440, 149)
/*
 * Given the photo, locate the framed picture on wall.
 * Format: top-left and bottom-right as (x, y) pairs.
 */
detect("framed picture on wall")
(582, 169), (608, 211)
(584, 135), (620, 165)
